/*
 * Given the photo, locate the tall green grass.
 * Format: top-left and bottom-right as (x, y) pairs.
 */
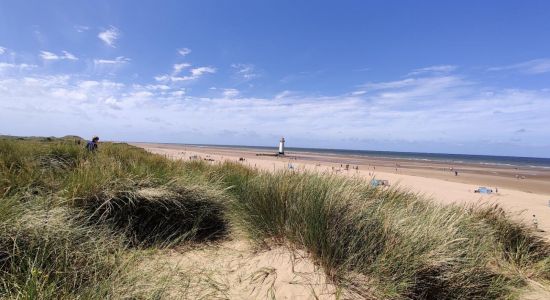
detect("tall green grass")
(0, 138), (231, 298)
(1, 137), (549, 299)
(229, 170), (550, 299)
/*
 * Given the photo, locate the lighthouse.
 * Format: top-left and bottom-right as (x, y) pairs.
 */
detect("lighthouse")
(278, 137), (285, 155)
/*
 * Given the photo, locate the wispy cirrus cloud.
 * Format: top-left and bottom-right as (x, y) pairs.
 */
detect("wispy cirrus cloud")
(93, 56), (130, 66)
(92, 56), (130, 74)
(178, 48), (192, 56)
(74, 25), (90, 33)
(231, 63), (259, 81)
(98, 26), (120, 47)
(156, 66), (216, 82)
(0, 47), (6, 55)
(222, 88), (239, 98)
(488, 58), (550, 74)
(0, 62), (37, 73)
(407, 65), (457, 76)
(40, 50), (78, 61)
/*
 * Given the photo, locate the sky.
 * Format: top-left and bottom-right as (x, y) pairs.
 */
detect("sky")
(1, 1), (550, 157)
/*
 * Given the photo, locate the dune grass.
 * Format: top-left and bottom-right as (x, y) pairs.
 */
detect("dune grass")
(225, 168), (550, 299)
(1, 137), (549, 299)
(0, 138), (231, 298)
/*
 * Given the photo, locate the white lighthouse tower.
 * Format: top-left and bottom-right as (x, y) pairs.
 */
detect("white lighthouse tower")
(278, 137), (285, 155)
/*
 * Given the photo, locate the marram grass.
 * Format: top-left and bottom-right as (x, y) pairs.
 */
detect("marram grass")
(1, 137), (549, 299)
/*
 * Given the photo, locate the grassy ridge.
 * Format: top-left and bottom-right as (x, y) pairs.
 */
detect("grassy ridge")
(0, 139), (230, 298)
(228, 170), (550, 298)
(1, 138), (549, 299)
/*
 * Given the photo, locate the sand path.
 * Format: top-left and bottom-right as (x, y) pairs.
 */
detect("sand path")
(143, 239), (345, 299)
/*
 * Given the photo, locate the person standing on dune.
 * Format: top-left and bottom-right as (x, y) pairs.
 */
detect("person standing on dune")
(86, 136), (99, 152)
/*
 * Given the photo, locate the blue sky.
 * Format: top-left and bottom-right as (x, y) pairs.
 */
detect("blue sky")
(1, 1), (550, 157)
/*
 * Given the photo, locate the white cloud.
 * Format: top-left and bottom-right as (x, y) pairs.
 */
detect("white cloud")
(79, 80), (100, 89)
(408, 65), (457, 76)
(154, 75), (170, 82)
(145, 84), (171, 91)
(1, 63), (549, 157)
(178, 48), (192, 56)
(93, 56), (130, 66)
(362, 78), (417, 90)
(40, 51), (59, 60)
(98, 26), (120, 47)
(171, 90), (185, 97)
(40, 50), (78, 61)
(92, 57), (130, 74)
(172, 63), (191, 75)
(489, 59), (550, 74)
(222, 88), (239, 98)
(0, 62), (37, 72)
(74, 25), (90, 33)
(62, 51), (78, 60)
(231, 63), (258, 81)
(274, 90), (294, 99)
(190, 66), (216, 76)
(156, 66), (216, 82)
(0, 47), (5, 55)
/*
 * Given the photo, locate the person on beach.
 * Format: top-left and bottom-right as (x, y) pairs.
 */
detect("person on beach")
(86, 136), (99, 152)
(533, 215), (539, 230)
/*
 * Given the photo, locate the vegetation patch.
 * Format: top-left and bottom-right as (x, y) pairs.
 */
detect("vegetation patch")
(81, 186), (229, 247)
(1, 137), (549, 299)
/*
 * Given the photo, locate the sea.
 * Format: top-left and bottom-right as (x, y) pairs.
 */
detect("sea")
(183, 144), (550, 169)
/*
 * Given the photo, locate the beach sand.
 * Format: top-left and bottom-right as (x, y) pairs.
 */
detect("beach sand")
(133, 143), (550, 236)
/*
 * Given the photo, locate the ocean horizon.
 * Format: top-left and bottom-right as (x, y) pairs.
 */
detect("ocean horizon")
(156, 143), (550, 169)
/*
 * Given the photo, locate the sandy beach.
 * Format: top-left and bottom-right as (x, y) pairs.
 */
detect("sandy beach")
(133, 143), (550, 236)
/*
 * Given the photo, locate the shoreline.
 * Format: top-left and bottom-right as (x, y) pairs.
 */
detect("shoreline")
(136, 142), (550, 169)
(132, 142), (550, 236)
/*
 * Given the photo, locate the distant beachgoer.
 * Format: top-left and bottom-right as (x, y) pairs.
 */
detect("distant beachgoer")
(86, 136), (99, 152)
(533, 215), (539, 230)
(455, 171), (458, 176)
(495, 187), (498, 193)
